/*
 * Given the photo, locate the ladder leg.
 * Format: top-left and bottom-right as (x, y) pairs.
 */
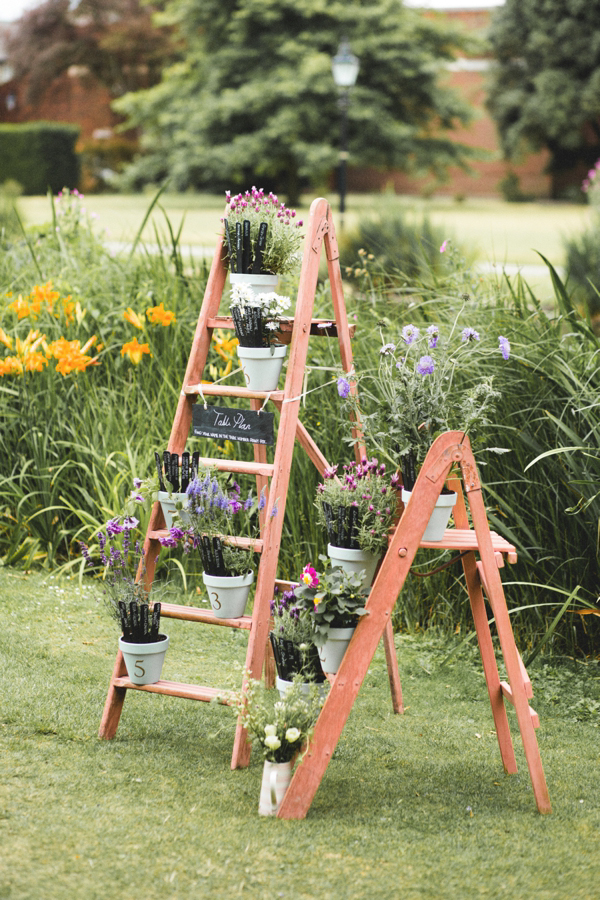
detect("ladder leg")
(466, 481), (552, 814)
(382, 619), (404, 713)
(98, 650), (128, 739)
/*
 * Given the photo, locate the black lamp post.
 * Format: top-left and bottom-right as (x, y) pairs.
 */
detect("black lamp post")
(331, 39), (360, 218)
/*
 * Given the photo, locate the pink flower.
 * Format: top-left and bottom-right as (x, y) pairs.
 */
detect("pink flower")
(440, 240), (448, 253)
(301, 565), (319, 588)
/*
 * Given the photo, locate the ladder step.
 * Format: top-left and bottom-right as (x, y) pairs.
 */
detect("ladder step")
(160, 602), (253, 629)
(184, 384), (285, 401)
(499, 681), (540, 728)
(113, 677), (231, 703)
(164, 456), (275, 478)
(149, 531), (264, 553)
(399, 528), (517, 560)
(206, 316), (355, 343)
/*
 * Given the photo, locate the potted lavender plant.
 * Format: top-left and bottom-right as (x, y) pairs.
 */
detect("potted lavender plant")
(315, 457), (399, 587)
(160, 469), (260, 618)
(229, 284), (292, 390)
(80, 518), (168, 685)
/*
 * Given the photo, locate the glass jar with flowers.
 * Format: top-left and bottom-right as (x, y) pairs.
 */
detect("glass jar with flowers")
(315, 456), (400, 587)
(269, 584), (325, 696)
(222, 187), (304, 295)
(293, 561), (368, 674)
(160, 469), (261, 618)
(226, 673), (323, 816)
(229, 284), (292, 390)
(79, 517), (169, 685)
(340, 321), (509, 539)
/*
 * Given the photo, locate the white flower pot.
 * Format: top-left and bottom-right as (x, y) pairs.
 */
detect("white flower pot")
(258, 759), (292, 817)
(275, 676), (328, 701)
(236, 344), (287, 391)
(158, 491), (190, 530)
(230, 272), (278, 296)
(202, 570), (254, 618)
(318, 626), (355, 675)
(327, 543), (379, 588)
(119, 634), (169, 685)
(401, 488), (457, 541)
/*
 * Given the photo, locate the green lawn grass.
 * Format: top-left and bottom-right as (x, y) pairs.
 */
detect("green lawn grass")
(2, 570), (599, 900)
(17, 192), (593, 272)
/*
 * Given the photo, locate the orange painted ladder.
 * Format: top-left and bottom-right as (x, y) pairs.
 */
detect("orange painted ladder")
(278, 431), (552, 817)
(98, 197), (404, 768)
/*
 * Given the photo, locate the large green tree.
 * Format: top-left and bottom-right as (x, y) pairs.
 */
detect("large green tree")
(114, 0), (478, 201)
(487, 0), (600, 194)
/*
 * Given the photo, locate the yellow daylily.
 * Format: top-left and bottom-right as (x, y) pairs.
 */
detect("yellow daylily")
(124, 307), (144, 330)
(121, 336), (151, 365)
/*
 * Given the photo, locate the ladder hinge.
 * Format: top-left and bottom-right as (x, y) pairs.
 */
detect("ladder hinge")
(312, 217), (329, 253)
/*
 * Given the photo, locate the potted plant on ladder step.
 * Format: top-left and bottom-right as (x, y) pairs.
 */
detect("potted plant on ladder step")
(229, 284), (292, 391)
(294, 560), (368, 675)
(80, 518), (169, 685)
(315, 456), (400, 588)
(160, 469), (264, 619)
(339, 320), (510, 540)
(269, 584), (326, 698)
(222, 186), (304, 295)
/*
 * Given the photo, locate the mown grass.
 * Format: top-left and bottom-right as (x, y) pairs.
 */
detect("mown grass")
(1, 570), (599, 900)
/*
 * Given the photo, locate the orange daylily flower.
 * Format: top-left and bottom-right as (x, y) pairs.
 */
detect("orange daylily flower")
(0, 326), (13, 350)
(146, 302), (176, 326)
(121, 336), (151, 365)
(124, 307), (144, 329)
(46, 335), (99, 375)
(0, 357), (23, 376)
(9, 294), (32, 320)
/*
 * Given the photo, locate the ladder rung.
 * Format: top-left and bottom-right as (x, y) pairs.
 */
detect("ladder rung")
(206, 316), (356, 342)
(393, 527), (517, 559)
(184, 383), (285, 401)
(499, 681), (540, 728)
(168, 457), (274, 478)
(160, 602), (253, 629)
(149, 530), (264, 552)
(113, 677), (231, 703)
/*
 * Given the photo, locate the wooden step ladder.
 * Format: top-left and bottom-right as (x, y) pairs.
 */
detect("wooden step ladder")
(278, 431), (552, 817)
(98, 197), (404, 768)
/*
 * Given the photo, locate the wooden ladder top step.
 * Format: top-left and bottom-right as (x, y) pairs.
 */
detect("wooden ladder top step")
(206, 316), (356, 342)
(148, 531), (264, 553)
(112, 677), (231, 703)
(159, 455), (275, 478)
(413, 528), (517, 562)
(159, 602), (253, 629)
(184, 384), (285, 402)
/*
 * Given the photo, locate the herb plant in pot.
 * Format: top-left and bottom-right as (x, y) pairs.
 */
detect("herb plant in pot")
(315, 457), (400, 587)
(80, 518), (168, 686)
(269, 585), (325, 697)
(222, 187), (304, 294)
(160, 469), (260, 619)
(294, 561), (368, 675)
(229, 284), (291, 391)
(341, 322), (509, 540)
(227, 673), (323, 816)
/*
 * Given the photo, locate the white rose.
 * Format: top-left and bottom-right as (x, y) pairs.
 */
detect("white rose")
(264, 734), (281, 751)
(285, 727), (301, 743)
(264, 723), (277, 737)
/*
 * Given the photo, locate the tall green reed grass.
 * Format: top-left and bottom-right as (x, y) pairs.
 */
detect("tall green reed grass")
(1, 194), (598, 656)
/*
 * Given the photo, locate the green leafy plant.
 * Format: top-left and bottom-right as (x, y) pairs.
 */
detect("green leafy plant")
(294, 559), (368, 646)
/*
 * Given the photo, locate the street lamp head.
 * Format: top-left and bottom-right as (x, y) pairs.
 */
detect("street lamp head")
(331, 39), (359, 89)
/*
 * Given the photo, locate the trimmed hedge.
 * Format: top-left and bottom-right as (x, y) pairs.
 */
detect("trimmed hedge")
(0, 122), (80, 195)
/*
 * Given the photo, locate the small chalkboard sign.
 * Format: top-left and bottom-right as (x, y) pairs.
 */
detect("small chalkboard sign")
(192, 404), (275, 446)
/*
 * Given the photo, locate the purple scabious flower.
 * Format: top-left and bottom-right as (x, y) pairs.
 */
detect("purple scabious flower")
(401, 324), (420, 345)
(106, 518), (124, 537)
(337, 376), (351, 398)
(122, 516), (139, 530)
(380, 343), (396, 355)
(426, 325), (439, 349)
(461, 327), (480, 343)
(416, 355), (435, 376)
(498, 335), (511, 360)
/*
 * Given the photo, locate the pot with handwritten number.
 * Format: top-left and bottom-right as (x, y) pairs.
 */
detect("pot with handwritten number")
(202, 571), (254, 619)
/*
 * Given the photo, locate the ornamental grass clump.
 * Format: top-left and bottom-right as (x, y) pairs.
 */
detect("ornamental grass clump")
(160, 469), (260, 577)
(342, 319), (509, 488)
(294, 560), (368, 647)
(227, 673), (323, 763)
(315, 456), (400, 555)
(222, 187), (304, 276)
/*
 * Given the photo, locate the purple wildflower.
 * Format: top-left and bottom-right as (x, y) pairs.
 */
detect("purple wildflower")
(416, 355), (435, 376)
(426, 325), (439, 349)
(270, 500), (279, 518)
(106, 518), (124, 536)
(122, 516), (139, 530)
(401, 324), (420, 345)
(159, 536), (178, 548)
(440, 240), (448, 253)
(380, 343), (396, 355)
(461, 327), (480, 342)
(244, 492), (254, 511)
(258, 488), (267, 511)
(498, 335), (511, 360)
(337, 376), (351, 399)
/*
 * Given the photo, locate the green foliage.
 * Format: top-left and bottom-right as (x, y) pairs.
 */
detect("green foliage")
(294, 558), (367, 645)
(0, 179), (22, 240)
(487, 0), (600, 188)
(114, 0), (478, 201)
(0, 123), (80, 195)
(563, 225), (600, 317)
